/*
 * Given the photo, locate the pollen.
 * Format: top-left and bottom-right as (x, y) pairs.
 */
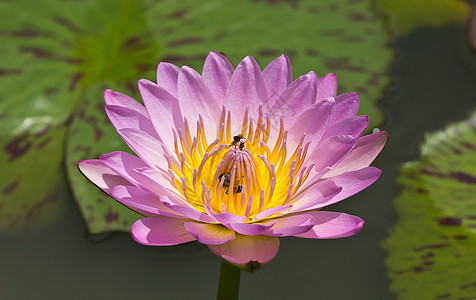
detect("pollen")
(166, 105), (312, 221)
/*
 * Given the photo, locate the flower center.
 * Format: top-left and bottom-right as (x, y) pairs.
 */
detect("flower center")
(166, 106), (313, 221)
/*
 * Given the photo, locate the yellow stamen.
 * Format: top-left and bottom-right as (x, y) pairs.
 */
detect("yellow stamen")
(162, 108), (313, 221)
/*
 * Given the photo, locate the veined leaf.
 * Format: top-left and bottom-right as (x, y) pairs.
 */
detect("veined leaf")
(1, 0), (392, 233)
(383, 110), (476, 299)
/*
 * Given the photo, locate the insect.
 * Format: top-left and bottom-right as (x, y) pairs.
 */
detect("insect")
(232, 135), (245, 150)
(218, 173), (243, 194)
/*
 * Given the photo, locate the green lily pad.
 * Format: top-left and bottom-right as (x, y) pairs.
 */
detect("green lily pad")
(66, 83), (142, 233)
(374, 0), (470, 38)
(0, 0), (85, 232)
(142, 0), (392, 128)
(383, 110), (476, 299)
(0, 125), (69, 232)
(1, 0), (392, 233)
(66, 0), (393, 234)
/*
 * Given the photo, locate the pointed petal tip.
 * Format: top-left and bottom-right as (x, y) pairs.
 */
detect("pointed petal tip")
(275, 53), (290, 64)
(295, 211), (365, 239)
(368, 130), (389, 149)
(78, 159), (100, 173)
(240, 55), (259, 66)
(77, 159), (90, 175)
(305, 70), (317, 78)
(137, 78), (149, 87)
(379, 130), (389, 139)
(104, 89), (113, 97)
(103, 89), (118, 104)
(351, 218), (365, 236)
(207, 50), (228, 59)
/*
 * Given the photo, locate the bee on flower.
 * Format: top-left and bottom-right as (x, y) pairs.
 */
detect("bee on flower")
(79, 51), (387, 272)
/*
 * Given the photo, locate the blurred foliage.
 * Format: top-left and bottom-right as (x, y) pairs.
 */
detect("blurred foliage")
(383, 110), (476, 299)
(374, 0), (471, 38)
(0, 0), (393, 233)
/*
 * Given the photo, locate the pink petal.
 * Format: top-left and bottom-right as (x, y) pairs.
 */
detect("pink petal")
(100, 151), (150, 187)
(294, 211), (364, 239)
(225, 220), (277, 236)
(129, 167), (193, 209)
(288, 179), (342, 212)
(270, 71), (317, 128)
(262, 214), (316, 237)
(262, 54), (292, 102)
(304, 167), (382, 211)
(100, 152), (176, 196)
(224, 56), (268, 132)
(133, 166), (176, 190)
(316, 73), (337, 100)
(110, 185), (182, 218)
(105, 105), (159, 140)
(253, 205), (292, 221)
(78, 159), (132, 194)
(330, 92), (360, 125)
(156, 62), (180, 97)
(184, 222), (236, 245)
(160, 196), (217, 224)
(320, 115), (369, 142)
(204, 203), (247, 224)
(288, 97), (335, 151)
(323, 167), (381, 204)
(202, 51), (234, 103)
(104, 89), (147, 115)
(308, 135), (357, 174)
(177, 66), (220, 138)
(208, 234), (280, 272)
(324, 131), (388, 178)
(131, 216), (196, 246)
(138, 79), (184, 144)
(117, 128), (168, 171)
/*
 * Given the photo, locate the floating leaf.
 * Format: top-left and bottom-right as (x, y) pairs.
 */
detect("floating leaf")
(0, 125), (68, 232)
(0, 0), (160, 233)
(374, 0), (471, 38)
(142, 0), (393, 127)
(0, 0), (85, 232)
(383, 110), (476, 299)
(66, 84), (142, 233)
(1, 0), (392, 233)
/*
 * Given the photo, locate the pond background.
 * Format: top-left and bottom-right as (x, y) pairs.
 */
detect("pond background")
(1, 1), (475, 299)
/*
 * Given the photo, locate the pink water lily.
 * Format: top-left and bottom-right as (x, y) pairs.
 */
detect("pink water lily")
(79, 51), (387, 272)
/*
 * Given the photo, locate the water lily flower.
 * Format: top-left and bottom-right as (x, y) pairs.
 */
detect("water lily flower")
(79, 51), (387, 272)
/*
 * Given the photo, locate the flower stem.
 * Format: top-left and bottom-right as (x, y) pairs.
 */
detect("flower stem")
(216, 260), (241, 300)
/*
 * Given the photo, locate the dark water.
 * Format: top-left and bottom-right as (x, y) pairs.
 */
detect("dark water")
(1, 25), (476, 299)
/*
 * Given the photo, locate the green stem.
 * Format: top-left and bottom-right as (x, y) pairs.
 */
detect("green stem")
(216, 260), (241, 300)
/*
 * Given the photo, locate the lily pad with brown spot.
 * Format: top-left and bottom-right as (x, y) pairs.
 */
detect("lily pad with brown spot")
(383, 110), (476, 299)
(1, 0), (393, 233)
(66, 84), (142, 233)
(0, 0), (158, 233)
(144, 0), (392, 128)
(0, 125), (69, 232)
(0, 0), (87, 232)
(66, 0), (393, 233)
